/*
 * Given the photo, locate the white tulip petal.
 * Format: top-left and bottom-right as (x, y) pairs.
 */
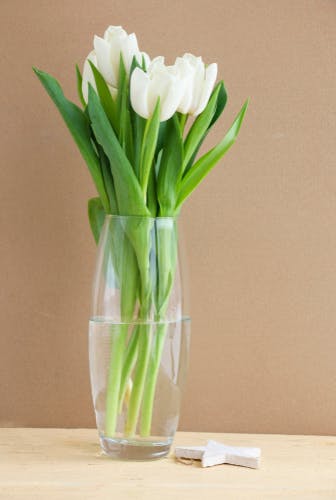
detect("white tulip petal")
(82, 51), (97, 103)
(193, 62), (218, 116)
(174, 53), (215, 115)
(189, 63), (205, 113)
(88, 26), (150, 89)
(160, 77), (185, 121)
(104, 26), (126, 42)
(174, 58), (194, 113)
(127, 33), (140, 54)
(130, 68), (150, 118)
(148, 56), (165, 73)
(183, 53), (203, 69)
(147, 71), (170, 113)
(121, 36), (140, 72)
(94, 35), (118, 86)
(140, 52), (151, 69)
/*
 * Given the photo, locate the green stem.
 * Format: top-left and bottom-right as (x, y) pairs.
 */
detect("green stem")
(140, 322), (167, 436)
(139, 220), (178, 436)
(105, 323), (128, 437)
(124, 322), (153, 436)
(104, 225), (139, 437)
(118, 325), (139, 413)
(179, 113), (188, 135)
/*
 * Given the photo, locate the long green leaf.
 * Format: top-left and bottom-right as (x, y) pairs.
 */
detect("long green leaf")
(184, 82), (228, 174)
(129, 57), (145, 179)
(33, 68), (110, 212)
(75, 64), (85, 108)
(119, 235), (140, 319)
(176, 99), (249, 209)
(88, 61), (118, 132)
(116, 56), (134, 165)
(96, 143), (119, 215)
(147, 162), (158, 216)
(155, 120), (168, 156)
(139, 99), (161, 199)
(183, 82), (223, 170)
(157, 115), (183, 216)
(88, 197), (105, 243)
(87, 84), (149, 216)
(210, 81), (227, 127)
(132, 113), (146, 180)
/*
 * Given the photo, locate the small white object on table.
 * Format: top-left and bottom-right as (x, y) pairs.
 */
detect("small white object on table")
(175, 439), (261, 468)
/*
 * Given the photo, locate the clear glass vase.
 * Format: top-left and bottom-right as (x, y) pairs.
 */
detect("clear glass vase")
(88, 215), (190, 460)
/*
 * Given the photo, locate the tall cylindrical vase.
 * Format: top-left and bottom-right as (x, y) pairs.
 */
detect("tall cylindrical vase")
(89, 215), (190, 460)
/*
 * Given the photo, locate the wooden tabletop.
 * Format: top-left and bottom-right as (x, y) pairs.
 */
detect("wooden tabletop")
(0, 429), (335, 499)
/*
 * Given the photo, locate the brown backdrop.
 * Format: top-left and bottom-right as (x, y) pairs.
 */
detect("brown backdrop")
(1, 0), (335, 435)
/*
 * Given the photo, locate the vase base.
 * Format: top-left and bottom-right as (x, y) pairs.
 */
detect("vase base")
(100, 435), (172, 460)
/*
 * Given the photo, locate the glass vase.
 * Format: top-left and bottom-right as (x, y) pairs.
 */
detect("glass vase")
(88, 215), (190, 460)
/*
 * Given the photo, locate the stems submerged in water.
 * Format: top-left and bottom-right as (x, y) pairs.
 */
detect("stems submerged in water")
(140, 322), (167, 436)
(124, 323), (153, 437)
(118, 325), (139, 414)
(105, 324), (128, 437)
(103, 217), (178, 439)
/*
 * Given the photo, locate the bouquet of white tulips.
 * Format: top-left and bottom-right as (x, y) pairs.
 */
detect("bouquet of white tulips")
(34, 25), (248, 439)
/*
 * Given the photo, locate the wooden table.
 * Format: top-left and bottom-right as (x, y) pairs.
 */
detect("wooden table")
(0, 429), (335, 499)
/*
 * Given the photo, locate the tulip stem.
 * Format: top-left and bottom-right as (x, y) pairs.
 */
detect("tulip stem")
(179, 113), (188, 135)
(124, 322), (153, 436)
(105, 324), (128, 437)
(118, 325), (139, 413)
(140, 322), (167, 436)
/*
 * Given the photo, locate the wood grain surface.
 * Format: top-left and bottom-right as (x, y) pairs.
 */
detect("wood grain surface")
(1, 429), (335, 499)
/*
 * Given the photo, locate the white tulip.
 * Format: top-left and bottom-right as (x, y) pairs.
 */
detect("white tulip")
(175, 54), (217, 116)
(130, 57), (187, 122)
(93, 25), (150, 87)
(81, 51), (117, 104)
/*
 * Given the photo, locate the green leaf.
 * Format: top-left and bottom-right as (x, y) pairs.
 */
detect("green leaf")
(157, 115), (183, 216)
(155, 120), (168, 156)
(116, 55), (134, 164)
(183, 82), (228, 175)
(75, 64), (85, 108)
(183, 82), (224, 171)
(96, 143), (119, 215)
(176, 99), (249, 209)
(87, 84), (149, 216)
(139, 99), (161, 199)
(88, 61), (118, 132)
(119, 235), (140, 319)
(33, 67), (110, 212)
(147, 162), (158, 216)
(130, 54), (142, 75)
(210, 80), (227, 127)
(132, 113), (146, 180)
(155, 220), (178, 316)
(141, 54), (148, 71)
(116, 56), (127, 143)
(88, 197), (105, 243)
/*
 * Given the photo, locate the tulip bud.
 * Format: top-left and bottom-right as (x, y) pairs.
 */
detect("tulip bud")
(175, 54), (217, 116)
(130, 58), (186, 122)
(93, 26), (150, 87)
(82, 51), (117, 104)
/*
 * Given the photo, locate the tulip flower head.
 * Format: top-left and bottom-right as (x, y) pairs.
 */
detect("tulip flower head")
(130, 54), (217, 122)
(82, 25), (150, 102)
(175, 54), (218, 116)
(35, 23), (248, 217)
(82, 50), (118, 103)
(130, 57), (188, 122)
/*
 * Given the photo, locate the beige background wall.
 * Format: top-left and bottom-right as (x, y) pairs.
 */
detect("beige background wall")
(1, 0), (335, 435)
